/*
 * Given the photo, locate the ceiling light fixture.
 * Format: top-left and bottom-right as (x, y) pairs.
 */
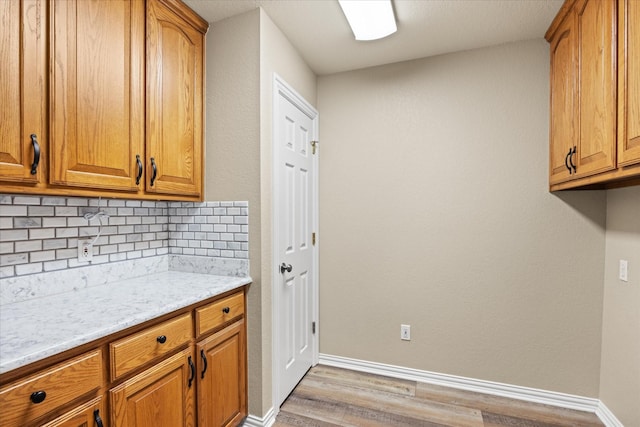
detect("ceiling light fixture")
(338, 0), (397, 41)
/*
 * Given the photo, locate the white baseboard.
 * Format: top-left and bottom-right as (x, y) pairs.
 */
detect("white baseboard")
(242, 407), (276, 427)
(596, 401), (625, 427)
(319, 353), (622, 427)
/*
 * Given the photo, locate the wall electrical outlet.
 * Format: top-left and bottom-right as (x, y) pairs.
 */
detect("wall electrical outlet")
(619, 260), (628, 282)
(401, 324), (411, 341)
(78, 240), (93, 263)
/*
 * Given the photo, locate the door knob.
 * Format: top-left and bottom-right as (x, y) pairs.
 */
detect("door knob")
(280, 263), (293, 274)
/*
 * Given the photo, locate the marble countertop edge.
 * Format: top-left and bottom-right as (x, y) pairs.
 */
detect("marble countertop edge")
(0, 265), (252, 375)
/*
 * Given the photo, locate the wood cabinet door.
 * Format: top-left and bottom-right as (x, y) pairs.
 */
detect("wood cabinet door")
(197, 320), (247, 427)
(549, 11), (577, 185)
(41, 397), (105, 427)
(110, 347), (196, 427)
(50, 0), (144, 191)
(574, 0), (617, 178)
(146, 0), (205, 197)
(0, 0), (46, 184)
(618, 0), (640, 167)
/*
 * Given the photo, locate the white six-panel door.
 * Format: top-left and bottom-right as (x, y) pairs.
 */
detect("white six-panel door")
(273, 75), (318, 408)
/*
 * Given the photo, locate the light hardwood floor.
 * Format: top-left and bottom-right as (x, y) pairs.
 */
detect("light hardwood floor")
(274, 365), (604, 427)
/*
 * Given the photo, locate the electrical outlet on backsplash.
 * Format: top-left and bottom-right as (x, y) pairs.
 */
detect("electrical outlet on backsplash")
(0, 195), (249, 279)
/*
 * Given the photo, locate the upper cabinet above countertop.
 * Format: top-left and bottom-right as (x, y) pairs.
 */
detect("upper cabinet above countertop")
(546, 0), (640, 191)
(0, 0), (208, 201)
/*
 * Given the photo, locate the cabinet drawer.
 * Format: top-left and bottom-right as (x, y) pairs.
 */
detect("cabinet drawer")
(0, 350), (102, 427)
(196, 291), (244, 337)
(110, 313), (192, 380)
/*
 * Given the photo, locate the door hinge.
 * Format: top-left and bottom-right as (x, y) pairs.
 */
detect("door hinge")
(311, 140), (318, 155)
(312, 232), (316, 245)
(312, 321), (316, 334)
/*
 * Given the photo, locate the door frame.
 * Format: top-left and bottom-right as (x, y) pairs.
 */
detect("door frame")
(271, 73), (320, 411)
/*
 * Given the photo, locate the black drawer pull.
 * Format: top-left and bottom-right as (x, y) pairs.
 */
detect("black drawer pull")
(30, 134), (40, 175)
(94, 409), (104, 427)
(188, 356), (195, 388)
(201, 349), (208, 379)
(157, 335), (167, 344)
(222, 307), (230, 314)
(30, 390), (46, 404)
(569, 146), (577, 174)
(150, 157), (157, 186)
(135, 154), (143, 185)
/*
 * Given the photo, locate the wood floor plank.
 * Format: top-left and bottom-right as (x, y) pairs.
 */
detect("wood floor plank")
(281, 395), (351, 426)
(306, 365), (416, 397)
(482, 412), (567, 427)
(275, 411), (345, 427)
(275, 365), (605, 427)
(415, 382), (603, 427)
(294, 376), (484, 427)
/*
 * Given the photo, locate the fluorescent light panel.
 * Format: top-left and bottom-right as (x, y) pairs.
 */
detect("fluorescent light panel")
(338, 0), (397, 41)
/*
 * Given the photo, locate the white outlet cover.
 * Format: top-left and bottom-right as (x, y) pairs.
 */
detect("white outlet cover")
(77, 240), (93, 263)
(401, 324), (411, 341)
(619, 260), (628, 282)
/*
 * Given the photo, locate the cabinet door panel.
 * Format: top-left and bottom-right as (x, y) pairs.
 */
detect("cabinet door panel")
(549, 13), (577, 185)
(575, 0), (616, 177)
(618, 0), (640, 166)
(0, 0), (46, 184)
(197, 320), (247, 427)
(41, 397), (104, 427)
(110, 348), (195, 427)
(50, 0), (144, 191)
(146, 0), (203, 197)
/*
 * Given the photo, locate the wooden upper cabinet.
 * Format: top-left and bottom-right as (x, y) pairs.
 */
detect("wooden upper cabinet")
(618, 0), (640, 166)
(146, 0), (207, 197)
(0, 0), (47, 184)
(549, 11), (577, 185)
(574, 0), (617, 178)
(50, 0), (145, 191)
(547, 0), (640, 190)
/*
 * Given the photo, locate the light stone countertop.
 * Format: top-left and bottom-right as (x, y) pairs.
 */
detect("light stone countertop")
(0, 257), (251, 375)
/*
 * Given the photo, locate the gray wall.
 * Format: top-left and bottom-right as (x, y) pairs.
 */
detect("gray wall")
(599, 186), (640, 426)
(204, 7), (317, 417)
(317, 39), (607, 397)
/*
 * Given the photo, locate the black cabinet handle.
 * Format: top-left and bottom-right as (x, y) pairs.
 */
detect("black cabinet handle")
(200, 349), (208, 379)
(135, 154), (143, 185)
(30, 390), (46, 404)
(569, 146), (577, 174)
(150, 157), (157, 187)
(30, 134), (40, 175)
(156, 335), (167, 344)
(222, 307), (230, 314)
(188, 356), (195, 388)
(565, 148), (572, 173)
(94, 409), (104, 427)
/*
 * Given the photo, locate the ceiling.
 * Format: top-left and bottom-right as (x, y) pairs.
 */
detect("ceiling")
(183, 0), (563, 75)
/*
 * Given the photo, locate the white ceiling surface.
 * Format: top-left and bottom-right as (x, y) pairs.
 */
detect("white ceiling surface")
(184, 0), (563, 75)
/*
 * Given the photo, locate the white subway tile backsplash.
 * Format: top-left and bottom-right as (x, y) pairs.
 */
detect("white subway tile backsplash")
(0, 205), (27, 216)
(1, 230), (28, 241)
(0, 195), (249, 278)
(30, 249), (54, 262)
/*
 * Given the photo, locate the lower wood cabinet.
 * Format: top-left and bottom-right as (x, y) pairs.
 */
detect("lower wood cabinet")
(197, 319), (247, 427)
(0, 350), (103, 427)
(0, 287), (248, 427)
(110, 347), (196, 427)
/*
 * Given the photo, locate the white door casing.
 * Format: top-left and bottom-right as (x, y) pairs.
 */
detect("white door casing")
(272, 74), (319, 409)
